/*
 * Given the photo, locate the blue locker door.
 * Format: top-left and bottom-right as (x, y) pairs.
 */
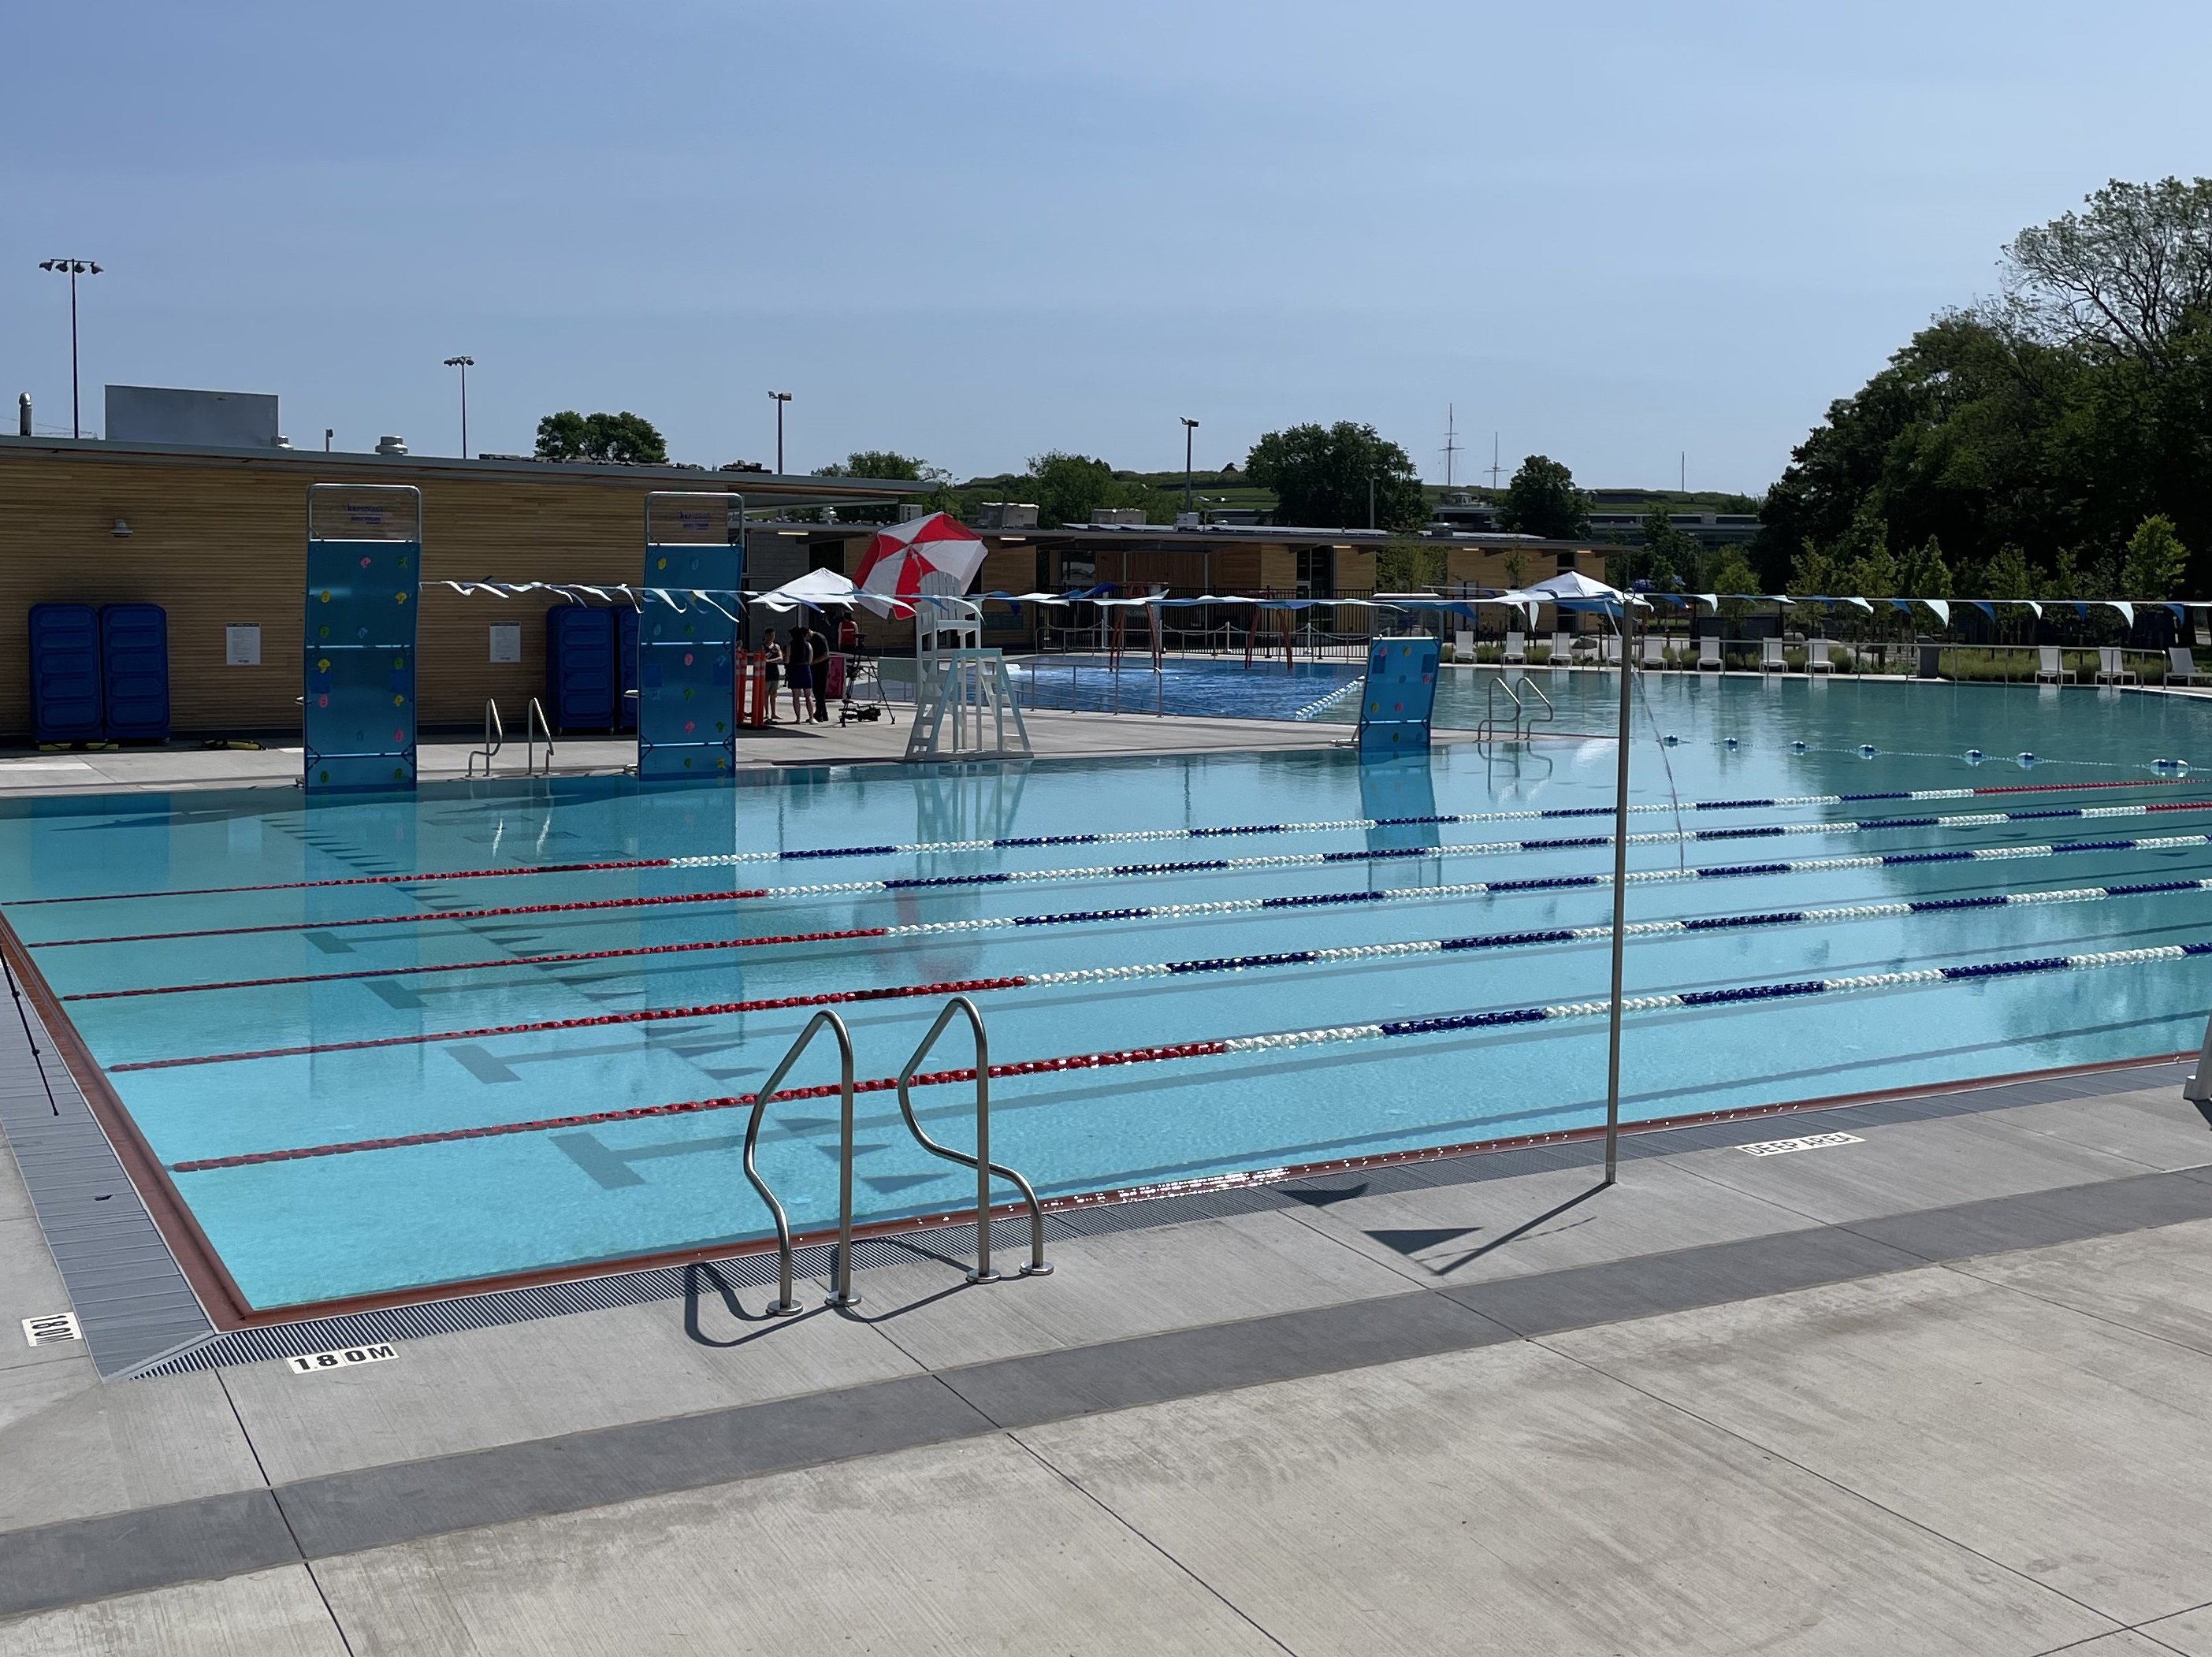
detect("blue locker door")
(546, 607), (617, 732)
(28, 603), (102, 742)
(99, 604), (171, 741)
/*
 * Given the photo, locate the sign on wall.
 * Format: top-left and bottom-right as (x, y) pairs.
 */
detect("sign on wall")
(225, 624), (262, 666)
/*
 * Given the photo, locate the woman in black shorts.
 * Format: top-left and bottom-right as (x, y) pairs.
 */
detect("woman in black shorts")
(785, 624), (812, 723)
(761, 635), (784, 723)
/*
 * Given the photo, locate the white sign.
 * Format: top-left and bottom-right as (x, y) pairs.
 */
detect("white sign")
(489, 623), (522, 663)
(22, 1311), (81, 1347)
(287, 1342), (397, 1374)
(225, 624), (262, 666)
(1738, 1131), (1864, 1157)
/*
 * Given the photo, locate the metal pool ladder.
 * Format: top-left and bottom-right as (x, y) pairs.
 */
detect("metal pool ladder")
(892, 995), (1050, 1284)
(467, 698), (504, 776)
(525, 697), (554, 777)
(741, 1009), (857, 1315)
(1477, 674), (1553, 744)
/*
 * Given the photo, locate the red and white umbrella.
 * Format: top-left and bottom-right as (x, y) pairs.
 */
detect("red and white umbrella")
(854, 512), (990, 611)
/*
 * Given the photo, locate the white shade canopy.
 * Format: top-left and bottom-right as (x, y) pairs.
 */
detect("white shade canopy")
(749, 566), (903, 618)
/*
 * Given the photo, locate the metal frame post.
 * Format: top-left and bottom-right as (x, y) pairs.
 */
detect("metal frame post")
(1604, 596), (1636, 1184)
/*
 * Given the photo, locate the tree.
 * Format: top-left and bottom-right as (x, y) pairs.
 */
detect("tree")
(1983, 544), (2037, 600)
(1244, 422), (1427, 531)
(1024, 451), (1166, 527)
(1500, 548), (1530, 590)
(534, 410), (667, 465)
(2002, 177), (2212, 372)
(2122, 514), (2190, 598)
(1898, 535), (1953, 599)
(1636, 503), (1706, 590)
(812, 451), (954, 523)
(1708, 548), (1761, 631)
(1497, 455), (1589, 540)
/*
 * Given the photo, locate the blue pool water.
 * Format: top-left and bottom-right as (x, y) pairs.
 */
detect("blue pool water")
(4, 670), (2210, 1310)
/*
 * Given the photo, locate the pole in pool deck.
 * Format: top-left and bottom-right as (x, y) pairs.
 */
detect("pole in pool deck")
(1604, 598), (1635, 1184)
(2186, 1008), (2212, 1106)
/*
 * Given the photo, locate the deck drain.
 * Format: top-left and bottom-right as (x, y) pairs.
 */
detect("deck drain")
(21, 1311), (82, 1347)
(1738, 1131), (1864, 1157)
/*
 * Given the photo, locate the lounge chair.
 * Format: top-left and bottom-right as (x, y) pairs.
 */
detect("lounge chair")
(1452, 630), (1474, 662)
(1697, 637), (1723, 672)
(2035, 646), (2072, 685)
(2170, 646), (2207, 686)
(2096, 646), (2139, 685)
(1641, 634), (1667, 668)
(2198, 622), (2211, 648)
(1760, 638), (1786, 673)
(1599, 633), (1622, 664)
(1503, 630), (1526, 664)
(1550, 630), (1574, 664)
(1806, 638), (1835, 674)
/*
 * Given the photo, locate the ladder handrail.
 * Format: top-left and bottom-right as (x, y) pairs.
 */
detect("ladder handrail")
(740, 1009), (855, 1315)
(525, 697), (555, 776)
(467, 698), (504, 776)
(891, 995), (1050, 1283)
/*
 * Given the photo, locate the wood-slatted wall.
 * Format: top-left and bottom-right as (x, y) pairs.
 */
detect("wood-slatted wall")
(0, 448), (768, 739)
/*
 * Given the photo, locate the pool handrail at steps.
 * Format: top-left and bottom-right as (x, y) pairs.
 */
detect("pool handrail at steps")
(740, 1009), (856, 1316)
(1478, 673), (1553, 744)
(891, 995), (1051, 1284)
(467, 699), (504, 777)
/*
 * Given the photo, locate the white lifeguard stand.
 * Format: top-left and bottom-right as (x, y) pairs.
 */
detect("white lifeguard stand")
(904, 594), (1032, 761)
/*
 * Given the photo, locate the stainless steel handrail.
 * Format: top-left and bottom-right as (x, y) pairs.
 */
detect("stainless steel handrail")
(1520, 674), (1555, 735)
(526, 697), (554, 776)
(740, 1009), (855, 1315)
(467, 698), (504, 776)
(891, 995), (1050, 1283)
(1478, 674), (1555, 745)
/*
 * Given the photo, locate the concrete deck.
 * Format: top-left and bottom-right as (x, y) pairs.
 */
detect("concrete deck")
(0, 704), (1386, 797)
(3, 1050), (2212, 1651)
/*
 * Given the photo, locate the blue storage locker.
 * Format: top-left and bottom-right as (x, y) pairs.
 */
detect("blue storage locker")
(28, 603), (102, 742)
(617, 604), (639, 733)
(99, 604), (170, 741)
(546, 606), (617, 732)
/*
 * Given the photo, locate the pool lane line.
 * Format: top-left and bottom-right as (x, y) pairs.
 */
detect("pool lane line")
(110, 877), (2212, 1072)
(61, 845), (2212, 1002)
(163, 936), (2212, 1173)
(10, 777), (2191, 908)
(33, 801), (2212, 949)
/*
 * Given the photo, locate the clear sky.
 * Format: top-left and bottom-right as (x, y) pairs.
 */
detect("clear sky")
(6, 1), (2210, 494)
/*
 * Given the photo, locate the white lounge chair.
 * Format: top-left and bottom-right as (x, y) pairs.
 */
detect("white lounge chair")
(2097, 646), (2139, 685)
(1760, 638), (1786, 673)
(1550, 630), (1573, 664)
(1641, 634), (1667, 668)
(2170, 646), (2207, 686)
(1697, 637), (1723, 672)
(1806, 638), (1835, 674)
(2035, 646), (2072, 685)
(2198, 621), (2211, 648)
(1599, 633), (1622, 663)
(1503, 630), (1526, 664)
(1452, 630), (1474, 662)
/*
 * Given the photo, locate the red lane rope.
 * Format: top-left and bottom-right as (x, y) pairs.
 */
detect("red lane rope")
(109, 976), (1030, 1071)
(62, 927), (892, 1001)
(169, 1040), (1232, 1172)
(35, 888), (773, 948)
(8, 859), (676, 906)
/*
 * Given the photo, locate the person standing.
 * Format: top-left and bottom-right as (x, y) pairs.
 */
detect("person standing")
(785, 623), (812, 723)
(761, 635), (784, 723)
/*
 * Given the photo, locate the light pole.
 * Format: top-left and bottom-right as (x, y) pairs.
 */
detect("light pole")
(443, 356), (474, 456)
(37, 258), (102, 439)
(768, 390), (792, 474)
(1180, 417), (1199, 516)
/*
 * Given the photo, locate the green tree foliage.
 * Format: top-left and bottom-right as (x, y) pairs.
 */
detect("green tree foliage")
(812, 451), (954, 524)
(2121, 514), (2190, 598)
(1024, 451), (1169, 527)
(1497, 455), (1589, 540)
(1500, 548), (1530, 590)
(534, 411), (667, 465)
(1708, 548), (1762, 630)
(1376, 541), (1447, 591)
(1898, 536), (1954, 600)
(1244, 422), (1427, 531)
(1983, 544), (2038, 600)
(1755, 178), (2212, 598)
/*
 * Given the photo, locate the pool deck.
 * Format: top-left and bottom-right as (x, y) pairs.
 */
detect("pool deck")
(0, 706), (1407, 797)
(6, 704), (2212, 1651)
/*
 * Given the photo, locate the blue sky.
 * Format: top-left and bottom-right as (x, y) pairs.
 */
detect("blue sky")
(6, 1), (2210, 493)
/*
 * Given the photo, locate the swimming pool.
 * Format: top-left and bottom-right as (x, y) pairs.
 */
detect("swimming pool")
(4, 671), (2210, 1313)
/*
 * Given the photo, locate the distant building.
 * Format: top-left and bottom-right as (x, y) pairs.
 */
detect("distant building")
(1587, 511), (1761, 553)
